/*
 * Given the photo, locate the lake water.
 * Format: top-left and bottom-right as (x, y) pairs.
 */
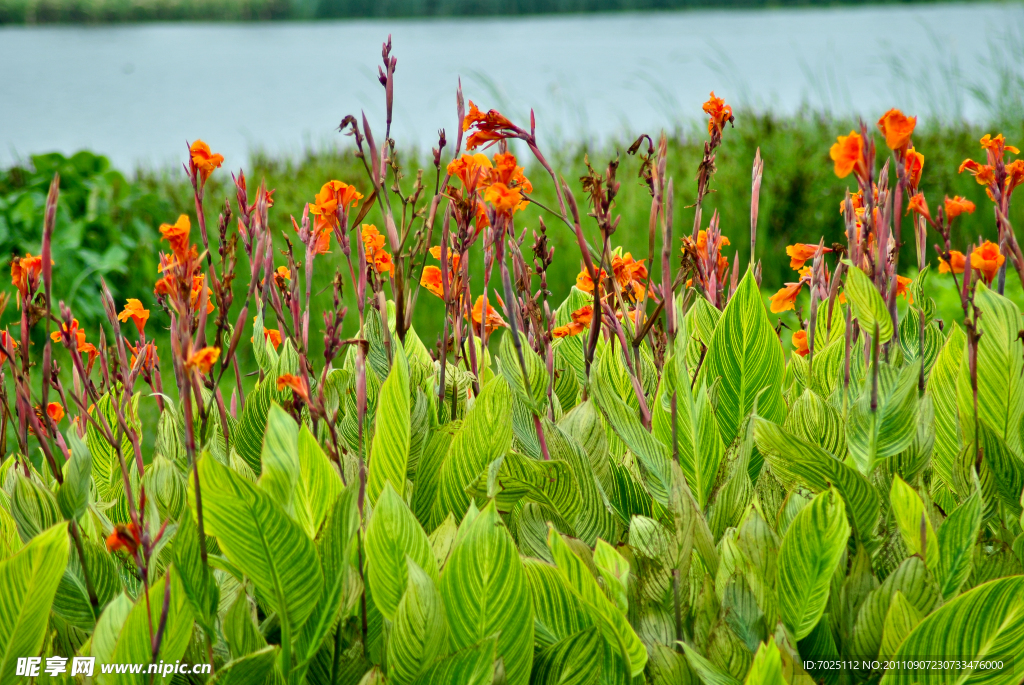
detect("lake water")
(2, 3), (1022, 170)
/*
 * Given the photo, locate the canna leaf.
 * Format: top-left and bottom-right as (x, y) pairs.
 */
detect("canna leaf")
(937, 490), (982, 600)
(698, 269), (786, 445)
(777, 489), (850, 640)
(929, 324), (965, 489)
(197, 455), (323, 635)
(847, 361), (919, 475)
(889, 475), (939, 571)
(880, 576), (1024, 685)
(440, 501), (533, 685)
(367, 345), (411, 504)
(0, 523), (69, 682)
(388, 558), (448, 685)
(365, 483), (437, 622)
(843, 264), (893, 344)
(957, 283), (1024, 455)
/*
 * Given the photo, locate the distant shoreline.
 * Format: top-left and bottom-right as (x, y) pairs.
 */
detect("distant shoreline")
(0, 0), (984, 25)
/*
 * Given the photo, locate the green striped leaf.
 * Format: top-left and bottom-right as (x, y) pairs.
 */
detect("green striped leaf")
(785, 389), (846, 459)
(258, 402), (300, 516)
(850, 556), (938, 661)
(843, 264), (893, 344)
(937, 491), (982, 600)
(296, 483), (361, 675)
(412, 421), (460, 531)
(743, 640), (785, 685)
(235, 375), (288, 475)
(547, 527), (646, 677)
(295, 424), (342, 540)
(880, 576), (1024, 685)
(388, 558), (448, 685)
(368, 346), (411, 504)
(889, 475), (938, 571)
(523, 558), (596, 649)
(777, 489), (850, 640)
(412, 636), (497, 685)
(209, 646), (280, 685)
(86, 388), (138, 503)
(9, 472), (60, 543)
(104, 568), (193, 685)
(699, 269), (786, 445)
(440, 501), (534, 685)
(847, 361), (920, 475)
(899, 309), (943, 376)
(434, 377), (513, 524)
(499, 328), (549, 413)
(683, 644), (740, 685)
(197, 455), (323, 634)
(879, 591), (921, 660)
(366, 483), (437, 622)
(52, 538), (119, 630)
(957, 283), (1024, 456)
(754, 419), (878, 543)
(929, 325), (965, 489)
(57, 431), (91, 521)
(0, 523), (69, 682)
(654, 329), (725, 509)
(531, 626), (602, 685)
(591, 344), (671, 507)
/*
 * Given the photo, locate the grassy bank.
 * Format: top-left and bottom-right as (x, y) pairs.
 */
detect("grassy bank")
(3, 111), (1022, 358)
(0, 0), (965, 23)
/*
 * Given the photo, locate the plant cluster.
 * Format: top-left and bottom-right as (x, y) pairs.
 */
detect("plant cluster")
(3, 36), (1024, 685)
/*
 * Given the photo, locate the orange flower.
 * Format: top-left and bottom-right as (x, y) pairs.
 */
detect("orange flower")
(907, 193), (931, 222)
(265, 328), (282, 349)
(374, 250), (394, 276)
(117, 299), (150, 335)
(702, 92), (734, 136)
(1006, 160), (1024, 194)
(484, 182), (523, 215)
(944, 196), (975, 219)
(0, 330), (17, 364)
(553, 305), (594, 338)
(786, 243), (831, 270)
(274, 265), (291, 286)
(10, 253), (43, 297)
(362, 224), (386, 254)
(46, 402), (64, 423)
(154, 275), (174, 297)
(694, 231), (730, 260)
(959, 159), (995, 187)
(769, 282), (803, 313)
(896, 275), (913, 304)
(905, 146), (924, 188)
(187, 346), (220, 374)
(309, 180), (363, 231)
(792, 330), (809, 357)
(830, 131), (864, 179)
(190, 274), (215, 315)
(447, 153), (493, 189)
(159, 214), (192, 261)
(939, 250), (966, 275)
(979, 134), (1019, 155)
(250, 316), (282, 349)
(189, 140), (224, 184)
(970, 241), (1005, 284)
(106, 522), (143, 556)
(490, 152), (533, 195)
(421, 265), (445, 298)
(277, 373), (310, 402)
(471, 294), (507, 334)
(576, 267), (608, 294)
(876, 109), (916, 151)
(463, 101), (516, 150)
(51, 318), (80, 343)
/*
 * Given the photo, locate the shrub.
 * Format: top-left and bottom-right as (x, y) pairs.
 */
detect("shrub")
(2, 37), (1024, 685)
